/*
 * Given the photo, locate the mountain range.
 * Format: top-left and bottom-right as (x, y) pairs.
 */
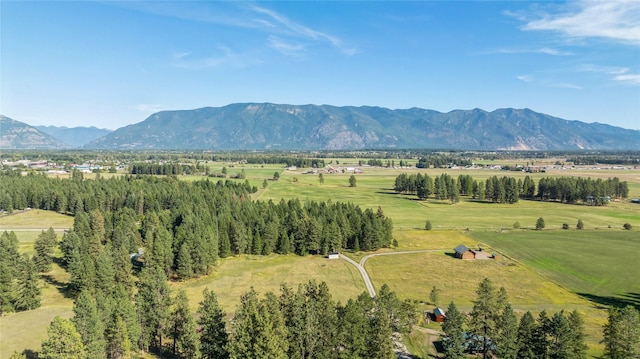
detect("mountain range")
(2, 104), (639, 150)
(35, 125), (112, 148)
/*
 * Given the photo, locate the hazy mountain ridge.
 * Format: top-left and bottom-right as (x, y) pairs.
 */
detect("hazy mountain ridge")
(0, 115), (69, 149)
(35, 125), (112, 148)
(84, 103), (640, 150)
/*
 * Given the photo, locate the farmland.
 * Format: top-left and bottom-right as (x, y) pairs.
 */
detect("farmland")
(1, 155), (639, 358)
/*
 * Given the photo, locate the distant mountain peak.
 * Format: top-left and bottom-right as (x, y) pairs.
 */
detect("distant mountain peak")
(0, 115), (70, 149)
(81, 103), (640, 150)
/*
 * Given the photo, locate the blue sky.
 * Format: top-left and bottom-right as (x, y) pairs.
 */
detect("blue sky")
(1, 1), (639, 130)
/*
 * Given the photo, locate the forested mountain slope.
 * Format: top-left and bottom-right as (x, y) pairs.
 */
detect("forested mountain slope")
(84, 103), (640, 150)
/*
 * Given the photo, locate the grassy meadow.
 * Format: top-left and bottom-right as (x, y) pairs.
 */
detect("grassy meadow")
(1, 161), (639, 358)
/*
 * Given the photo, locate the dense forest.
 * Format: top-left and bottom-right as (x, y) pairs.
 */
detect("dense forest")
(393, 173), (629, 205)
(0, 171), (392, 283)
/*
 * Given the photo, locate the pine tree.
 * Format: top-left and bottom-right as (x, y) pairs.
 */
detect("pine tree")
(0, 259), (16, 314)
(105, 314), (132, 359)
(39, 316), (87, 359)
(548, 310), (572, 359)
(136, 263), (172, 351)
(176, 241), (194, 280)
(495, 304), (518, 359)
(516, 311), (537, 359)
(228, 288), (288, 359)
(14, 254), (41, 311)
(33, 228), (57, 272)
(110, 284), (141, 354)
(72, 289), (106, 359)
(198, 288), (229, 359)
(603, 305), (640, 359)
(442, 301), (466, 359)
(169, 289), (201, 358)
(533, 310), (552, 359)
(367, 306), (395, 359)
(567, 310), (587, 359)
(337, 299), (368, 358)
(470, 277), (499, 359)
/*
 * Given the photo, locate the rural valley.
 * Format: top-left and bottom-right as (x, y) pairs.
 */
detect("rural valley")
(0, 150), (638, 358)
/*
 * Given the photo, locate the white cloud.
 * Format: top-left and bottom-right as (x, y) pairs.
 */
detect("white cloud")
(267, 36), (305, 56)
(517, 75), (533, 82)
(522, 0), (640, 45)
(578, 64), (639, 85)
(251, 5), (357, 56)
(613, 74), (640, 85)
(133, 104), (165, 113)
(490, 47), (572, 56)
(550, 82), (583, 90)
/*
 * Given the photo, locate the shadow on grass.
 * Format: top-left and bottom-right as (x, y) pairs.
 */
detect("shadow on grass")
(40, 258), (74, 299)
(577, 292), (640, 311)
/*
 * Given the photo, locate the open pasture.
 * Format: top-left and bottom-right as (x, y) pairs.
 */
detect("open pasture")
(362, 237), (608, 352)
(0, 209), (73, 230)
(259, 166), (640, 230)
(174, 253), (366, 314)
(471, 230), (640, 309)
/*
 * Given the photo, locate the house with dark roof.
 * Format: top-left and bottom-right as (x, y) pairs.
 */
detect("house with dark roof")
(454, 244), (492, 260)
(434, 307), (446, 323)
(454, 244), (475, 260)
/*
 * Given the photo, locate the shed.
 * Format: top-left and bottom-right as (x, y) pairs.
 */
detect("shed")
(454, 244), (475, 260)
(434, 307), (446, 323)
(327, 252), (339, 260)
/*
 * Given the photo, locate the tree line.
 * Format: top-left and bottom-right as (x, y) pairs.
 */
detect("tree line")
(129, 162), (204, 175)
(27, 277), (413, 359)
(0, 171), (393, 284)
(440, 277), (638, 359)
(393, 173), (628, 205)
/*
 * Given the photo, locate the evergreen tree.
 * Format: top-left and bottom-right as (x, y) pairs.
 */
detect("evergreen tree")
(349, 175), (357, 187)
(0, 259), (15, 314)
(228, 288), (288, 359)
(198, 288), (229, 359)
(495, 304), (519, 359)
(442, 301), (466, 359)
(110, 284), (141, 353)
(72, 290), (107, 359)
(603, 305), (640, 359)
(517, 311), (537, 359)
(33, 228), (57, 272)
(136, 263), (172, 351)
(470, 277), (499, 359)
(105, 313), (133, 359)
(90, 209), (106, 250)
(39, 316), (87, 359)
(14, 254), (41, 311)
(169, 289), (201, 358)
(533, 310), (552, 359)
(548, 310), (572, 359)
(576, 219), (584, 230)
(567, 310), (587, 359)
(367, 306), (395, 359)
(536, 217), (546, 230)
(94, 249), (116, 295)
(337, 298), (368, 358)
(176, 241), (194, 280)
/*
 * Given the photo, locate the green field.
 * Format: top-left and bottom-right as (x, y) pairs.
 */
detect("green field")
(471, 230), (640, 309)
(174, 254), (366, 314)
(2, 164), (639, 358)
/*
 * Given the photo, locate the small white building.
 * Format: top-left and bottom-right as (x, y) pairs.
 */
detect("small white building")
(327, 252), (339, 260)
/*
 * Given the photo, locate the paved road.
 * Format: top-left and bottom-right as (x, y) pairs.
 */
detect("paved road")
(340, 249), (441, 298)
